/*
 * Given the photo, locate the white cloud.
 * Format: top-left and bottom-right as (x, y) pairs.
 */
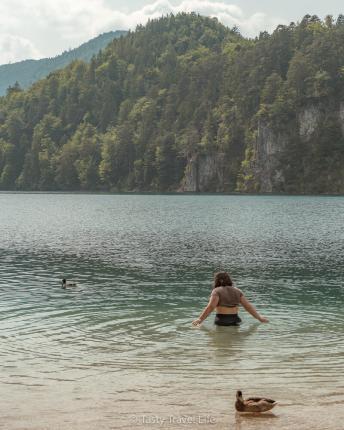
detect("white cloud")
(0, 0), (285, 64)
(98, 0), (285, 37)
(0, 34), (42, 64)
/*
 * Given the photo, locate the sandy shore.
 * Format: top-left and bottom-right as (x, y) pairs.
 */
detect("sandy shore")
(2, 402), (344, 430)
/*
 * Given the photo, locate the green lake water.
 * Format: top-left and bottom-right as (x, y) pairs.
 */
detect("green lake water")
(0, 193), (343, 429)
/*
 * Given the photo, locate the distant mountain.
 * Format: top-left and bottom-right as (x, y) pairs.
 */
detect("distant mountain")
(0, 31), (127, 95)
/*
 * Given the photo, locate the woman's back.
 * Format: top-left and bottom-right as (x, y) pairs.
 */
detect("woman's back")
(211, 285), (243, 307)
(192, 271), (269, 326)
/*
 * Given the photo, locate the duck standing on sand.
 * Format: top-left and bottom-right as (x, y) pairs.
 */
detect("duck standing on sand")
(61, 279), (77, 289)
(235, 390), (277, 413)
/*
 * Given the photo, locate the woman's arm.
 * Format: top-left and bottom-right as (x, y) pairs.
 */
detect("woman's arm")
(192, 295), (219, 326)
(240, 296), (269, 323)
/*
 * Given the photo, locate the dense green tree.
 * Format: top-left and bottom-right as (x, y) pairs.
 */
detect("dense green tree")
(0, 13), (344, 193)
(0, 140), (18, 189)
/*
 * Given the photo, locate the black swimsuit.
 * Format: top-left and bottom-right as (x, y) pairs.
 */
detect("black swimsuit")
(215, 313), (242, 326)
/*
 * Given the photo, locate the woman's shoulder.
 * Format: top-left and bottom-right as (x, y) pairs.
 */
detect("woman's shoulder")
(228, 284), (243, 295)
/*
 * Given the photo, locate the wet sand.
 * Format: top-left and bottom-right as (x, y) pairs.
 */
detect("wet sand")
(2, 383), (344, 430)
(2, 404), (344, 430)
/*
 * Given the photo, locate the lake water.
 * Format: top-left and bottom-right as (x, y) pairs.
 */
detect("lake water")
(0, 193), (343, 430)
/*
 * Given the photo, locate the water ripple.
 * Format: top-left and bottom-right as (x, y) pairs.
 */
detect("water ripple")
(0, 194), (344, 428)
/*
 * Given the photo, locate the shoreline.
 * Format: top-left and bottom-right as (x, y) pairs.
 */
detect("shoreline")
(2, 402), (344, 430)
(0, 190), (344, 197)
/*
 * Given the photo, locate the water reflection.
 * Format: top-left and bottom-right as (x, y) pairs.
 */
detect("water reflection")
(235, 412), (279, 430)
(198, 323), (260, 361)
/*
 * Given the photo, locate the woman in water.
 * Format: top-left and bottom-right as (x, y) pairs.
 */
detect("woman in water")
(192, 272), (269, 326)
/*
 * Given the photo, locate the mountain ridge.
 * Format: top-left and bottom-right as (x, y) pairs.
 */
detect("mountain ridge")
(0, 31), (127, 95)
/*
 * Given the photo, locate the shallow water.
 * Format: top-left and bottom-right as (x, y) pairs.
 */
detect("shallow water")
(0, 193), (343, 429)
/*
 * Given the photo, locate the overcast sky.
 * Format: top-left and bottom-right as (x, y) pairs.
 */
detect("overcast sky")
(0, 0), (343, 65)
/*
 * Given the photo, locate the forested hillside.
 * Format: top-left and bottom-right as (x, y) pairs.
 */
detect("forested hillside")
(0, 31), (126, 96)
(0, 13), (344, 193)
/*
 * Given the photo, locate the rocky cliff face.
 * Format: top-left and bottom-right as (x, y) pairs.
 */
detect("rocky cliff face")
(180, 153), (228, 192)
(180, 102), (344, 194)
(298, 105), (321, 141)
(249, 122), (288, 192)
(240, 102), (344, 193)
(339, 102), (344, 137)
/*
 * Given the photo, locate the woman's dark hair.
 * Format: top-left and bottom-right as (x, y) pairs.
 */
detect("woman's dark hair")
(213, 272), (233, 289)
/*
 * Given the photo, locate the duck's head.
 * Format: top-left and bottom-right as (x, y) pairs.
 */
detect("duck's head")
(236, 390), (243, 400)
(62, 278), (66, 288)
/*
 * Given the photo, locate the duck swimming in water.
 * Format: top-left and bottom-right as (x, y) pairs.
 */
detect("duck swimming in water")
(61, 278), (77, 288)
(235, 390), (277, 413)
